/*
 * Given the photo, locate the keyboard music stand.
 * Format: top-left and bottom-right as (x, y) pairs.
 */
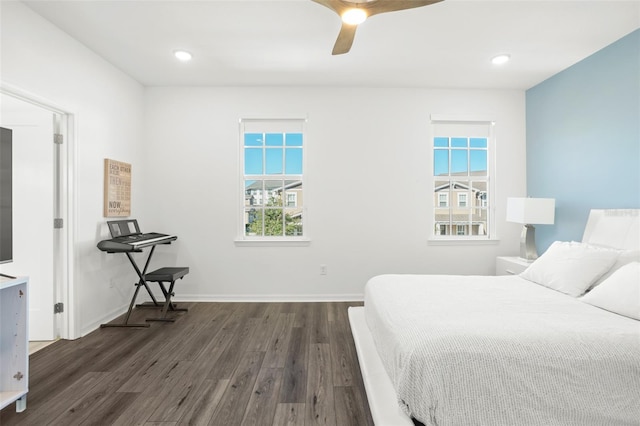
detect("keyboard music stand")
(100, 245), (161, 328)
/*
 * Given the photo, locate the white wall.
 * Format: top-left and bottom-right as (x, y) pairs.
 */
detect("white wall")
(142, 87), (527, 300)
(1, 2), (527, 337)
(1, 2), (146, 336)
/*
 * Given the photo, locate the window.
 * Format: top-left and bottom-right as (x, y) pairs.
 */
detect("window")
(240, 119), (305, 239)
(432, 117), (494, 239)
(438, 193), (448, 207)
(458, 193), (468, 207)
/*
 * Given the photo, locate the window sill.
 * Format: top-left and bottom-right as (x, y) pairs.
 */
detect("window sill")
(428, 237), (500, 246)
(234, 238), (311, 247)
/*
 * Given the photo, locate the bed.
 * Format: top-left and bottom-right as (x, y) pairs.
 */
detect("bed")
(349, 209), (640, 426)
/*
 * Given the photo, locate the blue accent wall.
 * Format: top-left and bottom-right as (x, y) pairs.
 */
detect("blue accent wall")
(526, 29), (640, 252)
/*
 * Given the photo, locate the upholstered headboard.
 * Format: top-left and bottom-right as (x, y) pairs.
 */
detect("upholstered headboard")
(582, 209), (640, 250)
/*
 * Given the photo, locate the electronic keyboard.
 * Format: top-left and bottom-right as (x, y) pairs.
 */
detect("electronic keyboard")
(97, 233), (177, 253)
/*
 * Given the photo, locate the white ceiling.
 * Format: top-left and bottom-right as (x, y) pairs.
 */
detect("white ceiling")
(21, 0), (640, 90)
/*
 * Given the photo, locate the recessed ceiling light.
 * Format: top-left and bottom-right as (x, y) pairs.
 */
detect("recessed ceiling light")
(174, 50), (193, 62)
(491, 54), (511, 65)
(342, 8), (367, 25)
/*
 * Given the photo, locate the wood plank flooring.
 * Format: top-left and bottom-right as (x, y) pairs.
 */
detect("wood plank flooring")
(1, 302), (375, 426)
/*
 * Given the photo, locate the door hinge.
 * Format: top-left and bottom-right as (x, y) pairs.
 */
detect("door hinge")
(54, 302), (64, 314)
(54, 133), (64, 144)
(54, 218), (63, 229)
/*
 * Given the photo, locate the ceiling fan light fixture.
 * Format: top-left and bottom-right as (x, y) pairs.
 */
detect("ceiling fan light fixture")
(342, 8), (367, 25)
(174, 50), (193, 62)
(491, 54), (511, 65)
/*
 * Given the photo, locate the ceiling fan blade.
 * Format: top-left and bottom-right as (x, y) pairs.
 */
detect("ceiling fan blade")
(364, 0), (444, 18)
(332, 23), (358, 55)
(311, 0), (360, 54)
(311, 0), (444, 54)
(311, 0), (353, 17)
(311, 0), (443, 18)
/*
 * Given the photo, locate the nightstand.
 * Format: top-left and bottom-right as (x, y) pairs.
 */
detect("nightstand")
(496, 256), (532, 276)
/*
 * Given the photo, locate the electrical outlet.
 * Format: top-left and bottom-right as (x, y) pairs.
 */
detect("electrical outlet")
(320, 264), (327, 275)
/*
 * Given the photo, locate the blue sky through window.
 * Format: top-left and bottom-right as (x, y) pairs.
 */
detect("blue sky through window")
(434, 137), (487, 176)
(245, 132), (303, 175)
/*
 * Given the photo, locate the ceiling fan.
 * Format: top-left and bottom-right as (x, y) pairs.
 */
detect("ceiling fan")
(311, 0), (444, 55)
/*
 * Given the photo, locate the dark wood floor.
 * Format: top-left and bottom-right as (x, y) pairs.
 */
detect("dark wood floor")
(1, 302), (375, 426)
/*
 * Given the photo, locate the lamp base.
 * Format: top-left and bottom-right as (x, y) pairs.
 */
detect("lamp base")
(519, 224), (538, 262)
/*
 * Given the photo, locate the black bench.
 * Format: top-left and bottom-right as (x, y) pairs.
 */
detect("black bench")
(143, 267), (189, 322)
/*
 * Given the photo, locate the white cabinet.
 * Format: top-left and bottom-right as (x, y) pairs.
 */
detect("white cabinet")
(0, 276), (28, 412)
(496, 256), (531, 276)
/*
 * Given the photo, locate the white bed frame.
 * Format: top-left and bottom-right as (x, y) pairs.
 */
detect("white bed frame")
(349, 209), (639, 425)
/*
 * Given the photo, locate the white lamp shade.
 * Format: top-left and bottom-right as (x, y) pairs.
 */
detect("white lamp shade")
(507, 198), (555, 225)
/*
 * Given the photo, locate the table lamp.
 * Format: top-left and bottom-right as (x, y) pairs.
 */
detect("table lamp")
(507, 197), (555, 262)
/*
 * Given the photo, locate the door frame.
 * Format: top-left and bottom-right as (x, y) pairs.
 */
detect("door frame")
(1, 82), (78, 340)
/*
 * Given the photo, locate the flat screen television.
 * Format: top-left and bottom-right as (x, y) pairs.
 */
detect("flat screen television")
(0, 127), (13, 264)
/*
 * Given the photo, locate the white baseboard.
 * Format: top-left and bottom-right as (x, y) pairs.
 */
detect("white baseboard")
(82, 295), (364, 336)
(172, 293), (365, 302)
(81, 304), (130, 337)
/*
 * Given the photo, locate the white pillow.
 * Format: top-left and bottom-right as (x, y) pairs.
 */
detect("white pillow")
(589, 249), (640, 290)
(520, 241), (619, 297)
(581, 262), (640, 320)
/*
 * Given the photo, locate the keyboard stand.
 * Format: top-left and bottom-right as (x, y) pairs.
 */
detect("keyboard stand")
(100, 245), (162, 328)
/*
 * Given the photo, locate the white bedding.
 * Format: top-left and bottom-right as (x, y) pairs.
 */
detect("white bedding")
(364, 274), (640, 426)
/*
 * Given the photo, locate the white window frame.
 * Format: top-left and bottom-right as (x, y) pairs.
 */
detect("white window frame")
(429, 114), (497, 243)
(236, 117), (308, 246)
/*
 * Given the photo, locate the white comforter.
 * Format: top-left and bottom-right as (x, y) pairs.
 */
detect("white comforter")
(364, 274), (640, 426)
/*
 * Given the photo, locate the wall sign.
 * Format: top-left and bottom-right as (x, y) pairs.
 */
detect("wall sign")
(104, 158), (131, 217)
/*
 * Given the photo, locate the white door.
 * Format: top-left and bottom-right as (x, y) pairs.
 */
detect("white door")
(0, 95), (55, 341)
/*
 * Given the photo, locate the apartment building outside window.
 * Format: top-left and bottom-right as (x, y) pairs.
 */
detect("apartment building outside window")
(431, 116), (495, 240)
